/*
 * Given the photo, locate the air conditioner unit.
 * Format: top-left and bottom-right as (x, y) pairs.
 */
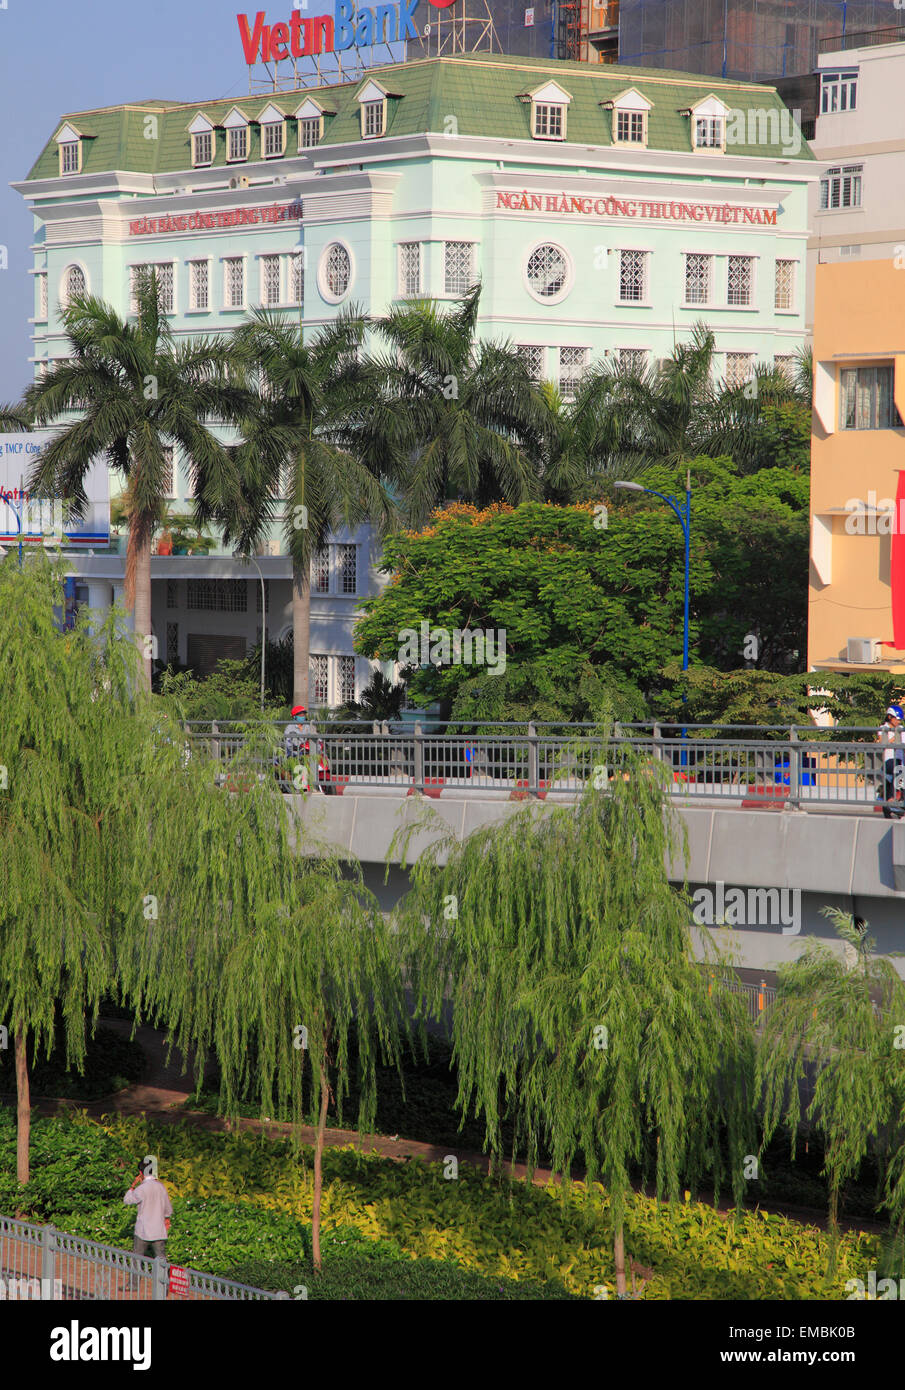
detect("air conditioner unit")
(847, 637), (880, 664)
(229, 175), (251, 190)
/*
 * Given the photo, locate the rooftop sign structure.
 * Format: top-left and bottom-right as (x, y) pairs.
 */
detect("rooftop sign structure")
(238, 0), (497, 91)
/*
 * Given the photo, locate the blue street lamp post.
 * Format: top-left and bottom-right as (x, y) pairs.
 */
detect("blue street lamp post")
(614, 472), (692, 734)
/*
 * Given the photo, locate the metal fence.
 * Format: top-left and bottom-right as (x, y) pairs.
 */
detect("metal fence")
(0, 1214), (288, 1301)
(183, 720), (897, 812)
(719, 977), (777, 1024)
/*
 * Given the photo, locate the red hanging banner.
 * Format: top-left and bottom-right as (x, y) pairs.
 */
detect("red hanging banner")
(890, 471), (905, 650)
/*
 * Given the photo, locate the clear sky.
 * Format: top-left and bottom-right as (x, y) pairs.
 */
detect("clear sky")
(0, 0), (404, 403)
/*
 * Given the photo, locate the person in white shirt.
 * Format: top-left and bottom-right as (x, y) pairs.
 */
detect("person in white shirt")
(877, 704), (905, 816)
(123, 1159), (173, 1259)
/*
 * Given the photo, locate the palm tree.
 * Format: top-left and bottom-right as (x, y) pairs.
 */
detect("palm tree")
(23, 275), (244, 687)
(23, 275), (244, 683)
(0, 403), (28, 431)
(375, 285), (547, 524)
(536, 360), (659, 501)
(200, 309), (402, 709)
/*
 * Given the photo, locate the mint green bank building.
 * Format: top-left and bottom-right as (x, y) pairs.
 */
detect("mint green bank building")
(15, 53), (814, 696)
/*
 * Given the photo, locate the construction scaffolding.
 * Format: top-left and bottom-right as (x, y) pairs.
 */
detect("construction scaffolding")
(617, 0), (905, 81)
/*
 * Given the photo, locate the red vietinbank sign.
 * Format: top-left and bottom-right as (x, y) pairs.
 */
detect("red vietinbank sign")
(238, 1), (454, 63)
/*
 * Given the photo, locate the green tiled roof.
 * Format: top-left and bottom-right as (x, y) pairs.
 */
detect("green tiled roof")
(25, 52), (813, 179)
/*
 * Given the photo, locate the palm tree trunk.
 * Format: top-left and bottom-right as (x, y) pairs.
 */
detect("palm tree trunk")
(311, 1057), (329, 1273)
(614, 1222), (627, 1297)
(125, 513), (154, 690)
(15, 1026), (30, 1185)
(292, 559), (310, 710)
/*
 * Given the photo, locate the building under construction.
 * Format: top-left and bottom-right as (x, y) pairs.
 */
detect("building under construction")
(617, 0), (904, 80)
(405, 1), (620, 65)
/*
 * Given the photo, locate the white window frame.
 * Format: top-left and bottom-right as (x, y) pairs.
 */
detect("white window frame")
(188, 258), (210, 312)
(398, 241), (422, 298)
(227, 124), (249, 163)
(684, 252), (713, 307)
(259, 253), (282, 307)
(516, 344), (544, 385)
(533, 101), (565, 140)
(60, 263), (88, 310)
(443, 241), (476, 297)
(362, 100), (386, 138)
(558, 346), (589, 399)
(191, 130), (213, 167)
(820, 164), (862, 211)
(524, 242), (572, 306)
(820, 70), (858, 114)
(298, 116), (322, 149)
(262, 120), (285, 158)
(774, 259), (796, 312)
(287, 250), (304, 306)
(60, 141), (81, 175)
(618, 347), (649, 372)
(222, 256), (247, 310)
(617, 248), (649, 304)
(726, 254), (755, 308)
(37, 272), (48, 320)
(129, 262), (174, 315)
(317, 241), (354, 304)
(725, 352), (755, 389)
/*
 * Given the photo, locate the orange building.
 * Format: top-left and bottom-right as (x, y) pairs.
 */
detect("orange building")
(809, 259), (905, 674)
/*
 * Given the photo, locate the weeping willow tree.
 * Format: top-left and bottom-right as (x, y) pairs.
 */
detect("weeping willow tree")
(395, 751), (756, 1297)
(758, 908), (905, 1275)
(0, 555), (155, 1181)
(117, 727), (410, 1273)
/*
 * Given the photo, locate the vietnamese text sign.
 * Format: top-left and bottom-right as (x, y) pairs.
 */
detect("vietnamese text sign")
(495, 190), (778, 226)
(0, 434), (109, 543)
(129, 202), (303, 237)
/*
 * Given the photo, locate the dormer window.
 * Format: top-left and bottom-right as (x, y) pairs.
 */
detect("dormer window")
(61, 141), (80, 173)
(606, 89), (652, 147)
(525, 81), (572, 141)
(357, 80), (390, 139)
(223, 108), (250, 162)
(55, 123), (86, 176)
(696, 115), (723, 147)
(535, 103), (564, 139)
(188, 113), (215, 167)
(295, 97), (326, 149)
(258, 104), (286, 158)
(688, 96), (729, 152)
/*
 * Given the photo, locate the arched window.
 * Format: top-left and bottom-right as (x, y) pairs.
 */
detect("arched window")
(62, 264), (87, 308)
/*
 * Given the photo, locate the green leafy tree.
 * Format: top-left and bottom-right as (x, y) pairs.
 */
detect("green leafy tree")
(201, 309), (399, 709)
(396, 754), (755, 1295)
(123, 812), (408, 1272)
(355, 474), (808, 720)
(23, 275), (242, 687)
(662, 664), (903, 733)
(758, 910), (905, 1272)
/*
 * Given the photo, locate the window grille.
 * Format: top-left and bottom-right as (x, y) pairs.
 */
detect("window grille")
(186, 579), (248, 612)
(527, 244), (567, 298)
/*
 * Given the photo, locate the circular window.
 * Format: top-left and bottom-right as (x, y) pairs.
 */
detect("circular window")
(61, 264), (87, 308)
(525, 243), (570, 303)
(319, 242), (352, 302)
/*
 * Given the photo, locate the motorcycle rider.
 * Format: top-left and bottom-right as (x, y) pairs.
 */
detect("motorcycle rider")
(877, 703), (905, 815)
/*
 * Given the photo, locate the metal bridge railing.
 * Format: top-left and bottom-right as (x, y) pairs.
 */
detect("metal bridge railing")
(0, 1214), (288, 1301)
(182, 721), (895, 810)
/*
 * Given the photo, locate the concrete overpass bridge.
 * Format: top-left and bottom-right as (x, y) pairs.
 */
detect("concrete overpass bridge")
(189, 720), (905, 979)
